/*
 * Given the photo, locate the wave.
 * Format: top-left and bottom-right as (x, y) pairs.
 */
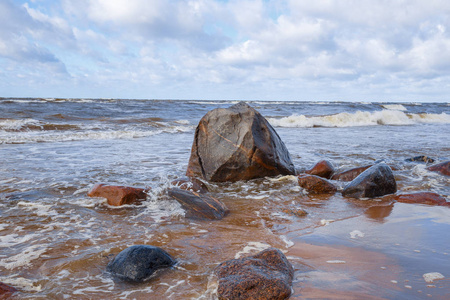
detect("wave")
(267, 110), (450, 128)
(381, 104), (407, 111)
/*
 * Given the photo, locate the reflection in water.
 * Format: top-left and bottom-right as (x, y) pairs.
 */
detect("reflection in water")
(364, 204), (394, 222)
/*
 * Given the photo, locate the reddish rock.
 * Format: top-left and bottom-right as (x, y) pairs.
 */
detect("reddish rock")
(427, 161), (450, 176)
(298, 174), (337, 194)
(395, 192), (448, 206)
(331, 164), (373, 181)
(0, 282), (17, 298)
(167, 188), (229, 220)
(215, 248), (294, 300)
(87, 184), (147, 206)
(281, 207), (308, 217)
(186, 102), (295, 182)
(171, 177), (208, 193)
(342, 163), (397, 199)
(305, 160), (335, 179)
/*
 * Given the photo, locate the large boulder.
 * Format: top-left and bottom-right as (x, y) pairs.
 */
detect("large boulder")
(395, 192), (448, 206)
(297, 174), (337, 194)
(107, 245), (176, 282)
(88, 184), (147, 206)
(427, 161), (450, 176)
(186, 102), (296, 182)
(305, 160), (335, 179)
(342, 163), (397, 198)
(215, 248), (294, 300)
(331, 164), (373, 181)
(167, 188), (229, 220)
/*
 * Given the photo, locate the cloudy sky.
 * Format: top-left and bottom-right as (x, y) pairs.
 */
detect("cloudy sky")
(1, 0), (450, 101)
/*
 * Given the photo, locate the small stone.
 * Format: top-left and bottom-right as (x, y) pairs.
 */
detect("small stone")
(107, 245), (176, 282)
(88, 183), (147, 206)
(305, 160), (335, 179)
(427, 161), (450, 176)
(0, 282), (17, 298)
(342, 163), (397, 199)
(171, 177), (208, 193)
(394, 192), (448, 206)
(167, 188), (229, 220)
(405, 155), (435, 163)
(331, 165), (373, 181)
(215, 248), (294, 300)
(297, 174), (337, 194)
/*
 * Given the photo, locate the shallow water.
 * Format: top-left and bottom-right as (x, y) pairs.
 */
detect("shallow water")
(0, 99), (449, 299)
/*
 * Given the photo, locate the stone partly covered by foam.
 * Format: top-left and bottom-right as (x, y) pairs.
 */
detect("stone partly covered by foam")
(167, 188), (229, 220)
(186, 102), (296, 182)
(305, 160), (335, 179)
(342, 163), (397, 199)
(87, 183), (147, 206)
(171, 177), (209, 194)
(395, 192), (449, 206)
(107, 245), (176, 283)
(427, 160), (450, 176)
(297, 174), (337, 194)
(215, 248), (294, 300)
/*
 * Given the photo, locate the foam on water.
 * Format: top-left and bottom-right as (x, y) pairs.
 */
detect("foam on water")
(381, 104), (407, 111)
(423, 272), (445, 283)
(234, 242), (272, 259)
(0, 243), (49, 269)
(268, 110), (450, 128)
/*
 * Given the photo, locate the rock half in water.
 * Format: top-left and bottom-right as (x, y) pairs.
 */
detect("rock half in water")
(186, 102), (295, 182)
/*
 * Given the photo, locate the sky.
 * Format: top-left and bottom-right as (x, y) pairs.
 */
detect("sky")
(1, 0), (450, 102)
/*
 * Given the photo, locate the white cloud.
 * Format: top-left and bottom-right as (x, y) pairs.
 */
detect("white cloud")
(1, 0), (450, 100)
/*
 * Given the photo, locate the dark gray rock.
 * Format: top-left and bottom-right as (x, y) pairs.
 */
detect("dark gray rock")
(107, 245), (175, 282)
(342, 163), (397, 198)
(215, 248), (294, 300)
(186, 102), (295, 182)
(405, 155), (435, 163)
(167, 188), (228, 220)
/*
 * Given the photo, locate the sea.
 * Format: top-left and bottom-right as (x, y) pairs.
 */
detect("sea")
(1, 98), (449, 299)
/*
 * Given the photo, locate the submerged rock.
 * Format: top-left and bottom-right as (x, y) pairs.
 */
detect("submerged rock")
(305, 160), (335, 179)
(215, 248), (294, 300)
(171, 177), (209, 193)
(331, 165), (373, 181)
(395, 192), (448, 206)
(298, 174), (337, 194)
(0, 282), (17, 298)
(107, 245), (175, 282)
(87, 184), (147, 206)
(167, 188), (229, 220)
(342, 163), (397, 198)
(427, 161), (450, 176)
(186, 102), (296, 182)
(405, 155), (435, 163)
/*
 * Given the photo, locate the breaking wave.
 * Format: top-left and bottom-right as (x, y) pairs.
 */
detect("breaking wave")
(267, 110), (450, 128)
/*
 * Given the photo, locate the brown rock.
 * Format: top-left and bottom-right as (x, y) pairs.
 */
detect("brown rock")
(342, 163), (397, 199)
(405, 155), (435, 163)
(167, 188), (229, 220)
(298, 174), (337, 194)
(395, 192), (448, 206)
(305, 160), (335, 179)
(215, 248), (294, 300)
(186, 102), (296, 182)
(0, 282), (17, 298)
(427, 161), (450, 176)
(87, 184), (147, 206)
(331, 165), (373, 181)
(281, 208), (308, 217)
(171, 177), (208, 193)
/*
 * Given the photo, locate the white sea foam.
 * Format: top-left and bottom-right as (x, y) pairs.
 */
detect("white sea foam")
(234, 242), (271, 259)
(423, 272), (445, 283)
(381, 104), (407, 111)
(350, 230), (365, 239)
(0, 244), (49, 269)
(267, 110), (450, 128)
(0, 276), (42, 292)
(326, 260), (346, 264)
(0, 118), (40, 130)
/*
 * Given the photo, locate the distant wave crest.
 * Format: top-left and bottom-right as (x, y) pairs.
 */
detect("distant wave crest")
(267, 110), (450, 128)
